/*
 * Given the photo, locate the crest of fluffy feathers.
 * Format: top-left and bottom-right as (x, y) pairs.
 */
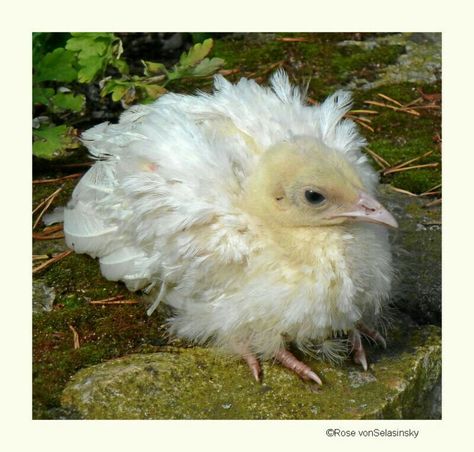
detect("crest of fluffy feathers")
(51, 71), (393, 362)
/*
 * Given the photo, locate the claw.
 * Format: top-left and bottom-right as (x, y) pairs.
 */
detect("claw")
(233, 342), (262, 382)
(357, 322), (387, 349)
(306, 370), (323, 385)
(353, 347), (368, 371)
(243, 352), (261, 382)
(275, 348), (322, 385)
(349, 329), (368, 371)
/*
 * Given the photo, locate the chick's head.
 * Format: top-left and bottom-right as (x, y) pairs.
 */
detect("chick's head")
(243, 137), (397, 229)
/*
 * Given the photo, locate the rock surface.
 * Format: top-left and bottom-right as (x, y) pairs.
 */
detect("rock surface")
(343, 33), (441, 90)
(33, 279), (56, 313)
(61, 319), (440, 419)
(381, 186), (441, 324)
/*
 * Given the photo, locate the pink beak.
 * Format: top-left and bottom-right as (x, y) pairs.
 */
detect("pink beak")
(333, 191), (398, 228)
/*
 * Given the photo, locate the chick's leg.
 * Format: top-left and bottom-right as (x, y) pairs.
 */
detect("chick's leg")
(349, 329), (368, 371)
(350, 323), (386, 371)
(233, 342), (262, 382)
(275, 349), (322, 385)
(243, 352), (262, 382)
(356, 322), (387, 349)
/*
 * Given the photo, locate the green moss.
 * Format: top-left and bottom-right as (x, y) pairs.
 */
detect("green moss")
(214, 35), (286, 71)
(352, 83), (441, 193)
(33, 300), (174, 419)
(60, 323), (441, 419)
(33, 178), (76, 209)
(332, 44), (405, 82)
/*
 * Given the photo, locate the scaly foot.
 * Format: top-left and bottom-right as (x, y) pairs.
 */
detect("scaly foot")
(234, 342), (262, 382)
(349, 323), (387, 371)
(356, 322), (387, 348)
(349, 329), (368, 371)
(275, 348), (322, 385)
(243, 352), (262, 382)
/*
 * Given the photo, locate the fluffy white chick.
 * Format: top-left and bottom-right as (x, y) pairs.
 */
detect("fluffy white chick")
(58, 71), (397, 384)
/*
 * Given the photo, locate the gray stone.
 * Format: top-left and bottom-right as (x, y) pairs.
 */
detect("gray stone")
(380, 186), (441, 325)
(33, 279), (56, 313)
(343, 33), (441, 90)
(61, 321), (440, 420)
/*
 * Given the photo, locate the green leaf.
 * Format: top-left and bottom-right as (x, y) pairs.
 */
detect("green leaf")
(50, 92), (86, 113)
(65, 33), (123, 83)
(66, 36), (108, 57)
(33, 33), (50, 68)
(191, 33), (214, 44)
(111, 85), (129, 102)
(100, 79), (134, 102)
(35, 48), (77, 83)
(141, 83), (167, 99)
(66, 33), (116, 57)
(142, 60), (167, 77)
(179, 38), (213, 68)
(76, 55), (105, 83)
(33, 33), (70, 68)
(110, 58), (129, 75)
(33, 87), (55, 106)
(190, 57), (225, 77)
(33, 125), (80, 159)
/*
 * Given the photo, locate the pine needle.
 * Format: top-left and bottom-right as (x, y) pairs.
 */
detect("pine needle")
(68, 324), (80, 349)
(384, 150), (434, 173)
(58, 162), (93, 168)
(43, 224), (63, 234)
(33, 173), (83, 185)
(404, 97), (424, 107)
(32, 250), (72, 274)
(349, 109), (379, 115)
(32, 186), (62, 216)
(354, 120), (375, 132)
(218, 69), (240, 76)
(420, 183), (442, 196)
(90, 299), (139, 305)
(90, 295), (125, 302)
(276, 37), (309, 42)
(383, 162), (439, 175)
(364, 100), (420, 116)
(364, 148), (390, 169)
(89, 295), (138, 305)
(377, 93), (404, 107)
(33, 224), (64, 240)
(419, 191), (441, 197)
(33, 187), (63, 229)
(424, 198), (442, 208)
(389, 186), (418, 197)
(32, 254), (50, 261)
(346, 114), (372, 124)
(32, 232), (65, 240)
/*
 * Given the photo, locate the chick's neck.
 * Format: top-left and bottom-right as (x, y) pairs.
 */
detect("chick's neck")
(262, 222), (351, 267)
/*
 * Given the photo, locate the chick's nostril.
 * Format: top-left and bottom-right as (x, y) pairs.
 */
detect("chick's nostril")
(362, 205), (376, 213)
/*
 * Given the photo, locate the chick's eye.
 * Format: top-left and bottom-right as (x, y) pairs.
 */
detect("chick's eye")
(304, 190), (325, 205)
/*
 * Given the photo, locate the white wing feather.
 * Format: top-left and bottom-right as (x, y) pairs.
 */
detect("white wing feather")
(60, 71), (374, 291)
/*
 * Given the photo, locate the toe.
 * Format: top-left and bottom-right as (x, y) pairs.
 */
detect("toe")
(275, 348), (322, 385)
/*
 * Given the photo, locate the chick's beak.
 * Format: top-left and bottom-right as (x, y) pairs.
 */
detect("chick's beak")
(334, 191), (398, 228)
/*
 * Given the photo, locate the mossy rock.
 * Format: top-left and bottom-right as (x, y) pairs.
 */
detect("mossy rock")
(61, 320), (440, 420)
(380, 186), (441, 324)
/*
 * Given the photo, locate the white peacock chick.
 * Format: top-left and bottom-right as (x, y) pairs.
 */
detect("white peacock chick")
(54, 71), (398, 384)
